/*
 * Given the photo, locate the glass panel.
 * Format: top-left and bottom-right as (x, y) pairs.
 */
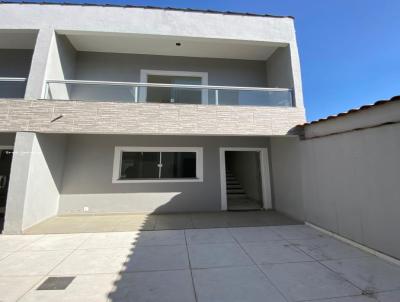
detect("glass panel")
(48, 83), (137, 102)
(46, 82), (293, 107)
(0, 81), (26, 98)
(161, 152), (197, 179)
(119, 152), (160, 179)
(215, 89), (293, 107)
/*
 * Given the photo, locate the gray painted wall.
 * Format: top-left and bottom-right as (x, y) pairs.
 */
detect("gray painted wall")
(266, 46), (295, 105)
(0, 49), (33, 98)
(300, 123), (400, 259)
(3, 132), (67, 233)
(46, 34), (77, 99)
(68, 52), (268, 101)
(59, 134), (270, 214)
(269, 136), (304, 221)
(0, 133), (16, 146)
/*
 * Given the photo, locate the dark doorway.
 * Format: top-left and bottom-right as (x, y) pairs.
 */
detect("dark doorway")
(0, 148), (13, 232)
(225, 151), (263, 211)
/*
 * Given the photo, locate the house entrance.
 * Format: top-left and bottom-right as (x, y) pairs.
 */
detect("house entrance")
(219, 148), (272, 211)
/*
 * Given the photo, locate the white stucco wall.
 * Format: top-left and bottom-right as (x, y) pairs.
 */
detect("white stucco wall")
(0, 3), (303, 107)
(0, 4), (296, 42)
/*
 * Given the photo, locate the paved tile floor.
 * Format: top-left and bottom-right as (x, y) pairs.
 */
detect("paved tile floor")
(23, 211), (300, 234)
(1, 225), (400, 302)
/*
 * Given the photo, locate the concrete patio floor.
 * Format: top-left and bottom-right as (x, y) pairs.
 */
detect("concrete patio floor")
(1, 225), (400, 301)
(23, 211), (300, 234)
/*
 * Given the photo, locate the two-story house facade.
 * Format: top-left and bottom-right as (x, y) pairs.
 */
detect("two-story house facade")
(0, 2), (305, 234)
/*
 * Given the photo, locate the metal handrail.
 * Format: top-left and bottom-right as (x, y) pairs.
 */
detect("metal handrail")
(46, 79), (291, 92)
(0, 77), (27, 82)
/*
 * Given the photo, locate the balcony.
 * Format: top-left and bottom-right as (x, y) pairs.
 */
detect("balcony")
(44, 80), (294, 107)
(0, 77), (27, 98)
(0, 30), (36, 99)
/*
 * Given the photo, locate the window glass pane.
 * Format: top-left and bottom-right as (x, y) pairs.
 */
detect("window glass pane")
(161, 152), (197, 179)
(120, 152), (159, 179)
(146, 75), (202, 104)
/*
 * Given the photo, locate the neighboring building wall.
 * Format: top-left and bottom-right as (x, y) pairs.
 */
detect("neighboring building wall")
(300, 122), (400, 259)
(58, 134), (270, 214)
(3, 132), (67, 234)
(0, 49), (33, 98)
(0, 99), (306, 136)
(304, 101), (400, 139)
(269, 136), (304, 221)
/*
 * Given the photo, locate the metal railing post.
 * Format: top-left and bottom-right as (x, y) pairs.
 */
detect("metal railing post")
(134, 86), (138, 103)
(215, 89), (219, 105)
(44, 82), (49, 99)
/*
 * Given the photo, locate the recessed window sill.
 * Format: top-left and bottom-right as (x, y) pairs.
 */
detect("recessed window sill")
(112, 178), (203, 184)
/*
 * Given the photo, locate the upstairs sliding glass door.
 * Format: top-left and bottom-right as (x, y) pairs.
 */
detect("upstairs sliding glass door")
(140, 70), (208, 104)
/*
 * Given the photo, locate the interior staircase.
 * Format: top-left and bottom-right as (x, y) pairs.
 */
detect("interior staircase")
(226, 170), (262, 211)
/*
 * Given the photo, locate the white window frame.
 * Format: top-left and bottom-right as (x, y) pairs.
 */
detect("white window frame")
(139, 69), (209, 104)
(112, 146), (204, 183)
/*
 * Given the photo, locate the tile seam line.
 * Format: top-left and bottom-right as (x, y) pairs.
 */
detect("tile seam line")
(184, 229), (199, 302)
(282, 231), (365, 293)
(299, 293), (381, 302)
(306, 222), (400, 266)
(15, 236), (85, 302)
(227, 227), (291, 302)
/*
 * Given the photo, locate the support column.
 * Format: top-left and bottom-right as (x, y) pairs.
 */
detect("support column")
(24, 28), (54, 100)
(3, 132), (66, 234)
(3, 132), (35, 234)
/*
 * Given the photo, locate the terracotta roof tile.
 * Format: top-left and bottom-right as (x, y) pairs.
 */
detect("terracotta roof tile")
(300, 95), (400, 127)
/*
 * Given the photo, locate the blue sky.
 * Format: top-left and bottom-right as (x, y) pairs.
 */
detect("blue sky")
(19, 0), (400, 121)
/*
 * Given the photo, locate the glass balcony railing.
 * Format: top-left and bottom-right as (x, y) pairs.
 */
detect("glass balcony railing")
(0, 77), (27, 98)
(44, 80), (294, 107)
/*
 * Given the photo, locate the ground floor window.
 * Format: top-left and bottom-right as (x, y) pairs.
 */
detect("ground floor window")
(113, 147), (203, 183)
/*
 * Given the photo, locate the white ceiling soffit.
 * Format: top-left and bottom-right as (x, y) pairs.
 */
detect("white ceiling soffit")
(0, 31), (37, 49)
(65, 33), (283, 60)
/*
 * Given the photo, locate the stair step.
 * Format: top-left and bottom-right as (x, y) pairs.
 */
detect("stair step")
(227, 193), (247, 199)
(227, 184), (242, 188)
(227, 189), (245, 194)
